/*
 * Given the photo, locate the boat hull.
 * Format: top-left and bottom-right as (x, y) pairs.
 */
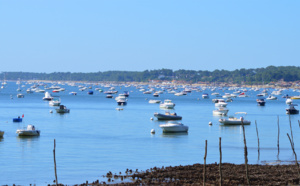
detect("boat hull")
(219, 119), (251, 125)
(56, 109), (70, 113)
(160, 126), (188, 133)
(286, 109), (299, 115)
(117, 101), (127, 106)
(154, 113), (182, 120)
(13, 118), (23, 122)
(16, 130), (40, 136)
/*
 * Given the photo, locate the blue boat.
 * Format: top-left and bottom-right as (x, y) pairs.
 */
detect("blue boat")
(87, 90), (93, 95)
(13, 117), (22, 122)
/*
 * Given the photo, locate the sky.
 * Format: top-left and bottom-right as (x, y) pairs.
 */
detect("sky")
(0, 0), (299, 73)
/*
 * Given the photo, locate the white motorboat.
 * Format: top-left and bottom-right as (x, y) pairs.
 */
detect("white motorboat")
(26, 88), (34, 93)
(202, 93), (209, 99)
(55, 105), (70, 113)
(213, 107), (229, 116)
(143, 90), (152, 94)
(149, 99), (161, 104)
(115, 94), (126, 101)
(266, 95), (277, 100)
(17, 94), (24, 98)
(115, 94), (127, 105)
(16, 125), (40, 136)
(43, 92), (53, 101)
(222, 93), (231, 98)
(219, 112), (251, 125)
(214, 99), (228, 107)
(159, 121), (188, 133)
(49, 97), (61, 106)
(175, 92), (184, 96)
(160, 99), (175, 109)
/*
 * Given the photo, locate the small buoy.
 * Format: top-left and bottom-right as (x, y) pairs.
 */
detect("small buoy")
(209, 121), (212, 125)
(50, 110), (53, 113)
(150, 117), (153, 120)
(151, 129), (155, 134)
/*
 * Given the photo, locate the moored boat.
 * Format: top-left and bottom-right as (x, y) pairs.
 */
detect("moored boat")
(257, 98), (266, 106)
(43, 92), (53, 101)
(154, 112), (182, 120)
(286, 104), (299, 115)
(16, 125), (40, 136)
(212, 107), (229, 116)
(159, 121), (188, 133)
(159, 99), (175, 109)
(55, 105), (70, 113)
(219, 112), (251, 125)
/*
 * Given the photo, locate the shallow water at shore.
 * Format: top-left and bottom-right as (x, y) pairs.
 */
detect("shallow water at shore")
(0, 82), (299, 185)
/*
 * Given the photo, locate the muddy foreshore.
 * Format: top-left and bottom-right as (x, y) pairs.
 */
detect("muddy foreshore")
(49, 163), (300, 186)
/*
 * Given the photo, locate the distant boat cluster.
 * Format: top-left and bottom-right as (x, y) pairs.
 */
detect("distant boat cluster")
(0, 80), (300, 138)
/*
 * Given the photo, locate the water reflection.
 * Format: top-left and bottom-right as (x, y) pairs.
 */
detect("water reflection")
(160, 132), (188, 138)
(17, 136), (40, 148)
(218, 125), (243, 134)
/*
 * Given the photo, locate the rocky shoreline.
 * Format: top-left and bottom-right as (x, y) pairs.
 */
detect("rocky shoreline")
(56, 163), (300, 186)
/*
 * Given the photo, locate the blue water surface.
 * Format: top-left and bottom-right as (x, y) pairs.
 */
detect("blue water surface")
(0, 82), (299, 185)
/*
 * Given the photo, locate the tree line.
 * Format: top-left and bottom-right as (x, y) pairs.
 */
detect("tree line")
(1, 66), (300, 84)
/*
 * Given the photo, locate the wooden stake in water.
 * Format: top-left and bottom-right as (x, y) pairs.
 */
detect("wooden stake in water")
(241, 118), (250, 185)
(289, 114), (294, 147)
(219, 137), (222, 186)
(287, 133), (300, 180)
(277, 116), (280, 158)
(53, 139), (58, 186)
(203, 140), (207, 186)
(255, 120), (260, 160)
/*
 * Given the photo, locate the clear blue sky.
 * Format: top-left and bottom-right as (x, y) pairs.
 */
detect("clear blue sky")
(0, 0), (299, 73)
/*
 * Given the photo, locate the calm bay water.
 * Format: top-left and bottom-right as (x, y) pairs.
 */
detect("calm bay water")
(0, 82), (300, 185)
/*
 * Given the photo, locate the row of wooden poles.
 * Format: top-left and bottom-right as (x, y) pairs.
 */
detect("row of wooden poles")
(52, 117), (300, 186)
(203, 117), (300, 186)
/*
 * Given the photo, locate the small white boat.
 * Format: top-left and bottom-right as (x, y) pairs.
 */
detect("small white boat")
(202, 93), (209, 99)
(266, 95), (277, 100)
(214, 99), (228, 107)
(43, 92), (53, 101)
(160, 99), (175, 109)
(149, 99), (161, 104)
(49, 97), (61, 106)
(219, 112), (251, 125)
(175, 92), (184, 96)
(143, 90), (152, 94)
(26, 88), (34, 93)
(17, 94), (24, 98)
(16, 125), (40, 136)
(159, 121), (188, 133)
(55, 105), (70, 113)
(213, 107), (229, 116)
